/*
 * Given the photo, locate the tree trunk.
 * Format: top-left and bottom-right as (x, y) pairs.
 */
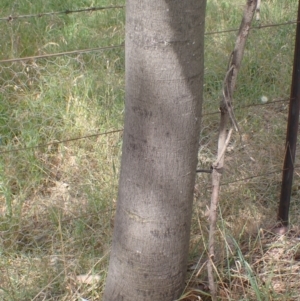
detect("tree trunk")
(103, 1), (206, 300)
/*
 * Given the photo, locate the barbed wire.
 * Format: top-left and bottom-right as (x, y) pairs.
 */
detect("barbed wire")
(0, 3), (296, 35)
(0, 5), (125, 22)
(0, 98), (289, 155)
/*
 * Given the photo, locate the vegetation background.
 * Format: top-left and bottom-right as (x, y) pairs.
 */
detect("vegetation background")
(0, 0), (299, 300)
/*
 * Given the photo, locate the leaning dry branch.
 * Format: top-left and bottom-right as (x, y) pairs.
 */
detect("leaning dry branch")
(206, 1), (258, 300)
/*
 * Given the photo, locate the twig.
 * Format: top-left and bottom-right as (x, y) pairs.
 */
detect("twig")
(212, 128), (233, 169)
(206, 1), (257, 300)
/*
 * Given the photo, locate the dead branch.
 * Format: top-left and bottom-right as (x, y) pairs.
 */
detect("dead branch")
(206, 1), (258, 300)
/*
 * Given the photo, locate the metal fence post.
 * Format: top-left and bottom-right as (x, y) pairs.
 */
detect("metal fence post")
(277, 0), (300, 226)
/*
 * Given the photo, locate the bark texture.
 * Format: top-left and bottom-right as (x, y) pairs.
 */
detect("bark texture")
(103, 1), (206, 300)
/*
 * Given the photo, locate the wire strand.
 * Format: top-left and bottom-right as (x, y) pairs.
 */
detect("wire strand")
(202, 97), (289, 117)
(0, 19), (296, 63)
(0, 129), (123, 155)
(0, 98), (290, 155)
(205, 20), (298, 35)
(199, 169), (282, 190)
(220, 169), (281, 186)
(0, 5), (125, 21)
(0, 44), (124, 64)
(0, 3), (296, 35)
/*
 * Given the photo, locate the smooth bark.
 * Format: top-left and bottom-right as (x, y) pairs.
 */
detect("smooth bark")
(103, 1), (206, 300)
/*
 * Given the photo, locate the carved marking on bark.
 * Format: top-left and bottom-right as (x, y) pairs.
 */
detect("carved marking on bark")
(124, 209), (154, 223)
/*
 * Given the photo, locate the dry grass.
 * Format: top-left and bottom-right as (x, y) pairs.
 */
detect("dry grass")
(182, 225), (300, 301)
(183, 98), (300, 298)
(0, 132), (121, 300)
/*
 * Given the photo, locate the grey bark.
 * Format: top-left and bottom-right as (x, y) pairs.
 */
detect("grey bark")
(103, 1), (206, 300)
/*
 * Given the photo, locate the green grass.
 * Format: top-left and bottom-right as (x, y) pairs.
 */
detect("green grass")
(0, 1), (124, 300)
(0, 0), (300, 300)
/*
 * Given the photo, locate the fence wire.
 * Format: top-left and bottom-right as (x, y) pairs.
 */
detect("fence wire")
(0, 97), (289, 155)
(0, 21), (296, 64)
(0, 5), (125, 21)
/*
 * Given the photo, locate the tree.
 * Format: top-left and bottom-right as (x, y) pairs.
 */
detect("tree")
(103, 1), (206, 300)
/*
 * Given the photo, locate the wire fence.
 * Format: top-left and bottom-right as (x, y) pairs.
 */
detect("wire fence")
(0, 2), (295, 227)
(0, 2), (298, 300)
(0, 93), (289, 155)
(0, 21), (297, 64)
